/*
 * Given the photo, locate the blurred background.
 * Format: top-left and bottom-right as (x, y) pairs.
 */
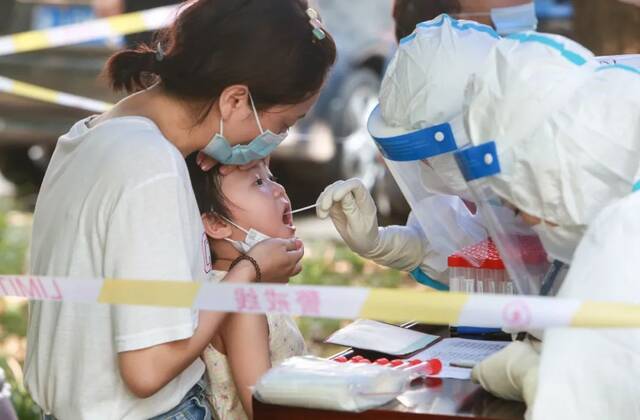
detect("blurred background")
(0, 0), (638, 418)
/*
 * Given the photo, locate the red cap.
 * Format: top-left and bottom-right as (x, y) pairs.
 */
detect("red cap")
(426, 358), (442, 375)
(448, 239), (505, 269)
(448, 237), (547, 269)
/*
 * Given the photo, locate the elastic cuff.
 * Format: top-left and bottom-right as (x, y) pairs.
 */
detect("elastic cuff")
(410, 267), (449, 291)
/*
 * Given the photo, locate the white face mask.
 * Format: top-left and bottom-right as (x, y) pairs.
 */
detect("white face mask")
(530, 222), (584, 264)
(456, 2), (538, 35)
(219, 215), (271, 254)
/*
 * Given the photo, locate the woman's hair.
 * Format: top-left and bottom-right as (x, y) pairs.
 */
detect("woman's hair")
(186, 152), (231, 221)
(105, 0), (337, 115)
(393, 0), (461, 41)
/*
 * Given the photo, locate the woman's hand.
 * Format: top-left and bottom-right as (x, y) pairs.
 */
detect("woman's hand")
(196, 152), (218, 171)
(248, 237), (304, 282)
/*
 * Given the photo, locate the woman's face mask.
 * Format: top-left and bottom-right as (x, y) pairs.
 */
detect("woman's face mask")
(202, 92), (288, 165)
(201, 90), (319, 166)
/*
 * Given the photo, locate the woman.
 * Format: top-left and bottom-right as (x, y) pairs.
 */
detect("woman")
(24, 1), (336, 419)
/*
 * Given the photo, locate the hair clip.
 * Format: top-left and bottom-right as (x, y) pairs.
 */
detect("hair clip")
(306, 8), (326, 40)
(155, 42), (165, 62)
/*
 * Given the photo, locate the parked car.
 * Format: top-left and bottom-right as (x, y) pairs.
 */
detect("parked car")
(272, 0), (408, 218)
(0, 0), (120, 197)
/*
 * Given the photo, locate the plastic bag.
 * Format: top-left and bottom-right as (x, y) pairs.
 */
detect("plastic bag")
(253, 356), (411, 412)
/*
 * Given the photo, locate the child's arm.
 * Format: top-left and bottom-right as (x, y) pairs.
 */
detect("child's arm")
(222, 313), (271, 419)
(117, 238), (302, 399)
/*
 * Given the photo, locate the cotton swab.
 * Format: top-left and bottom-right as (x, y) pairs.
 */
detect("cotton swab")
(287, 203), (318, 215)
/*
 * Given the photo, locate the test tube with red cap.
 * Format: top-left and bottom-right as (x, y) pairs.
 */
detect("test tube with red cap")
(403, 358), (442, 376)
(448, 240), (507, 294)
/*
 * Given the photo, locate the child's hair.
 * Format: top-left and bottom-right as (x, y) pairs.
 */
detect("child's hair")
(186, 153), (231, 220)
(105, 0), (337, 117)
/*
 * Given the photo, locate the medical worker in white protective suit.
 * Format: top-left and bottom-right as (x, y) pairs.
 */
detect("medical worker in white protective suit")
(316, 15), (501, 290)
(451, 33), (640, 418)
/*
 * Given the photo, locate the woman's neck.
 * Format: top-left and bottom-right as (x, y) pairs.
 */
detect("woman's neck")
(100, 85), (219, 157)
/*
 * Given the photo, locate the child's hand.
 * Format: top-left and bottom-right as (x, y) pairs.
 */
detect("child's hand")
(248, 237), (304, 282)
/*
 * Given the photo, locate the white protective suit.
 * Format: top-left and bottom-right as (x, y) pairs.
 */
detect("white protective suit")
(461, 33), (640, 418)
(532, 191), (640, 419)
(316, 15), (499, 289)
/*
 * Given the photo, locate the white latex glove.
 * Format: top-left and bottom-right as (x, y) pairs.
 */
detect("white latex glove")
(471, 340), (539, 405)
(316, 178), (425, 272)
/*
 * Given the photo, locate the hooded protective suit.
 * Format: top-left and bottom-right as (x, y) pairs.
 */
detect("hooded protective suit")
(316, 15), (499, 289)
(463, 33), (640, 419)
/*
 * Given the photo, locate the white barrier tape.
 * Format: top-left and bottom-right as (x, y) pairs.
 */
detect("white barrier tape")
(2, 275), (640, 330)
(0, 75), (113, 112)
(0, 5), (180, 57)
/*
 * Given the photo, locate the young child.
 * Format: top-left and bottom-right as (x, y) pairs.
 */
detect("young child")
(187, 154), (306, 420)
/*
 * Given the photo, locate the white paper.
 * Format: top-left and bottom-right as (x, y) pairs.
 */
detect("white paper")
(325, 319), (440, 356)
(412, 338), (511, 379)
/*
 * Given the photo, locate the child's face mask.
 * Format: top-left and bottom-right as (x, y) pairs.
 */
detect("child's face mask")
(219, 215), (272, 254)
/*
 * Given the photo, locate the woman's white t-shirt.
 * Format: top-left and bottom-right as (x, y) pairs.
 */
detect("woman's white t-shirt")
(24, 116), (212, 420)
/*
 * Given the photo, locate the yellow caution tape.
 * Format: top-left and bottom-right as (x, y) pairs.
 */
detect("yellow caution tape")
(0, 75), (113, 112)
(0, 5), (180, 57)
(2, 274), (640, 329)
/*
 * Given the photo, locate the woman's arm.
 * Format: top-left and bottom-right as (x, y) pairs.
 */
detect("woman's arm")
(118, 260), (256, 398)
(222, 313), (271, 419)
(117, 237), (303, 399)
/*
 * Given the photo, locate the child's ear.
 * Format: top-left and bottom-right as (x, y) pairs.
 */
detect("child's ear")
(202, 213), (233, 240)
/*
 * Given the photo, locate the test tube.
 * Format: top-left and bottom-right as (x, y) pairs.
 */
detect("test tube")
(463, 267), (476, 293)
(449, 267), (463, 292)
(481, 268), (504, 294)
(401, 358), (442, 376)
(504, 278), (515, 295)
(475, 270), (485, 294)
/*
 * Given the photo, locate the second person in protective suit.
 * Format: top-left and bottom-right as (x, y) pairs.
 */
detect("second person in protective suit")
(459, 32), (640, 420)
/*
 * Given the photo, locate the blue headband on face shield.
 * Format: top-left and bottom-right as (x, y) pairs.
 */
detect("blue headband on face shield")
(201, 93), (288, 165)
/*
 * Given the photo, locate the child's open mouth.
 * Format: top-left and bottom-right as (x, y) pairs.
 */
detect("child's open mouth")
(282, 202), (294, 227)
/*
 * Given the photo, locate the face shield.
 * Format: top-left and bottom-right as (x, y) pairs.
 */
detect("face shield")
(368, 105), (488, 261)
(367, 15), (500, 260)
(453, 141), (551, 295)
